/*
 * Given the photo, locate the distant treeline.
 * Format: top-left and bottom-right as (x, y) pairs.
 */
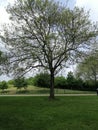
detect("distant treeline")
(5, 72), (97, 91)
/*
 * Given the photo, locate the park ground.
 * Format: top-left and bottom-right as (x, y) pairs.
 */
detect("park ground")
(0, 96), (98, 130)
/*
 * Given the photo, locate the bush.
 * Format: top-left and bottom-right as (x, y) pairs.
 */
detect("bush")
(34, 73), (50, 88)
(0, 81), (8, 91)
(54, 76), (67, 89)
(14, 77), (28, 90)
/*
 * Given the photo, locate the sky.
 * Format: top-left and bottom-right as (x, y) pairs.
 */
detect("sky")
(0, 0), (98, 80)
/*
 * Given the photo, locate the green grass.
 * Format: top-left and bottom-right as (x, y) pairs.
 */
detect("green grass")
(0, 96), (98, 130)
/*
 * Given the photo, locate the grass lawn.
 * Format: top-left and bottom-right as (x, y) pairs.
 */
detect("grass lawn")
(0, 96), (98, 130)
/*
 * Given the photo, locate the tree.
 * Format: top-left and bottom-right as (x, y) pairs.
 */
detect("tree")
(66, 71), (84, 90)
(0, 0), (98, 99)
(26, 77), (34, 85)
(66, 71), (75, 89)
(34, 73), (50, 88)
(0, 81), (8, 91)
(54, 76), (66, 89)
(7, 79), (14, 85)
(75, 53), (98, 86)
(14, 77), (28, 90)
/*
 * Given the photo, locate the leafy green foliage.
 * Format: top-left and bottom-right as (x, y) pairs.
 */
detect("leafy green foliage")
(14, 77), (28, 89)
(7, 79), (14, 85)
(0, 81), (8, 91)
(83, 80), (98, 91)
(66, 71), (85, 90)
(75, 52), (98, 90)
(26, 77), (34, 85)
(34, 73), (50, 88)
(66, 71), (76, 89)
(54, 76), (67, 89)
(76, 53), (98, 82)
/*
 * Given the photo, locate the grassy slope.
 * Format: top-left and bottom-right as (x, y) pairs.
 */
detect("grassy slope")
(0, 96), (98, 130)
(0, 85), (95, 95)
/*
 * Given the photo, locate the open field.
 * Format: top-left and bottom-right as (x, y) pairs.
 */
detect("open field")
(0, 85), (96, 95)
(0, 96), (98, 130)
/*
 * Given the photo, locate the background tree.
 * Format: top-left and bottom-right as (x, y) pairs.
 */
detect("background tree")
(7, 79), (14, 85)
(75, 52), (98, 86)
(54, 76), (67, 89)
(0, 81), (8, 92)
(66, 71), (84, 90)
(26, 77), (34, 86)
(34, 72), (50, 88)
(1, 0), (98, 99)
(14, 77), (28, 90)
(66, 71), (75, 89)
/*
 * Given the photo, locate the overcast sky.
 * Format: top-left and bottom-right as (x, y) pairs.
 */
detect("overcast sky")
(0, 0), (98, 80)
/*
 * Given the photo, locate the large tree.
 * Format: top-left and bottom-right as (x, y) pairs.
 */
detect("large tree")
(0, 0), (98, 99)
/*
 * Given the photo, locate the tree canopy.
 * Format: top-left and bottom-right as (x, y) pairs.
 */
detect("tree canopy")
(0, 0), (98, 99)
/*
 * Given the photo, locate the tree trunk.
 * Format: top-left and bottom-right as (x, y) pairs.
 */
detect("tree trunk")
(49, 70), (55, 99)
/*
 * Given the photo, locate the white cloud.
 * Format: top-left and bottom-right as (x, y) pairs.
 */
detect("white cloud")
(75, 0), (98, 22)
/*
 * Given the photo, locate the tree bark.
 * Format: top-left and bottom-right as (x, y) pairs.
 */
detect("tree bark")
(49, 70), (55, 99)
